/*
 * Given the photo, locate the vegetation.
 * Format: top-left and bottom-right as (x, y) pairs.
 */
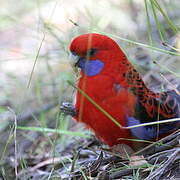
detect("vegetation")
(0, 0), (179, 179)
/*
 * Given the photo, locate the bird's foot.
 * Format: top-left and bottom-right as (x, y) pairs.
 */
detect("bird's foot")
(60, 102), (77, 116)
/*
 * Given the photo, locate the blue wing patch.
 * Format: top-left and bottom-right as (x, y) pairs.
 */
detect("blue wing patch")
(127, 117), (178, 140)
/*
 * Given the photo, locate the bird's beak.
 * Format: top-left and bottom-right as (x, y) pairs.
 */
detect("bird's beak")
(68, 53), (80, 67)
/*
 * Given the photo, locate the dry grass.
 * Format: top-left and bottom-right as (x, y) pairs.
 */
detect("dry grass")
(0, 0), (179, 179)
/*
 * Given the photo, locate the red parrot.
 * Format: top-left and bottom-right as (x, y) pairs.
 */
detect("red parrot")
(62, 33), (180, 147)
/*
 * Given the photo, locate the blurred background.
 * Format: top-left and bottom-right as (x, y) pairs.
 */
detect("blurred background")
(0, 0), (179, 179)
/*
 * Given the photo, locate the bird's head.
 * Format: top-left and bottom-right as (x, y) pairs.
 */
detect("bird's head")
(69, 33), (127, 76)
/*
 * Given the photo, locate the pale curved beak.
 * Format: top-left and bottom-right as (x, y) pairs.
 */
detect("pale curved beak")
(68, 53), (80, 67)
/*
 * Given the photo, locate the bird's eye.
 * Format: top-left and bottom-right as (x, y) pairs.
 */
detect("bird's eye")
(86, 48), (97, 56)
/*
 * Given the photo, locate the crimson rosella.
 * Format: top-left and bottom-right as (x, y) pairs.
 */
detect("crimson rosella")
(61, 33), (180, 148)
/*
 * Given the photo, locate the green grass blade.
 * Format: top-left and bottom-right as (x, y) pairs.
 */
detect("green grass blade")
(150, 0), (165, 42)
(144, 0), (153, 45)
(93, 31), (180, 56)
(124, 118), (180, 129)
(67, 80), (123, 128)
(17, 126), (90, 138)
(152, 0), (179, 34)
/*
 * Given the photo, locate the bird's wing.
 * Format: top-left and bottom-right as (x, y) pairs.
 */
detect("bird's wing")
(128, 85), (180, 140)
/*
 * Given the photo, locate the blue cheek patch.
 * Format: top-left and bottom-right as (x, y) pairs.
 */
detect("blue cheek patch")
(127, 116), (177, 140)
(78, 58), (104, 76)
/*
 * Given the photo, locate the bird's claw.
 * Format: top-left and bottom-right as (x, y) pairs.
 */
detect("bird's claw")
(60, 102), (77, 116)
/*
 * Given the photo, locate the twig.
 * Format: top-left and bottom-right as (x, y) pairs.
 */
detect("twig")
(145, 148), (180, 180)
(17, 156), (72, 176)
(110, 168), (134, 179)
(135, 129), (180, 155)
(7, 108), (18, 180)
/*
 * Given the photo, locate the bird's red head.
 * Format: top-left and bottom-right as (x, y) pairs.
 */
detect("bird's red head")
(69, 33), (129, 77)
(70, 33), (120, 58)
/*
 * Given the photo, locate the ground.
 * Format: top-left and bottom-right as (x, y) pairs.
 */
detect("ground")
(0, 0), (179, 179)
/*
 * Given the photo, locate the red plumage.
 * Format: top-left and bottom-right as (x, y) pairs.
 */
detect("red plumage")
(69, 33), (180, 147)
(76, 75), (136, 146)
